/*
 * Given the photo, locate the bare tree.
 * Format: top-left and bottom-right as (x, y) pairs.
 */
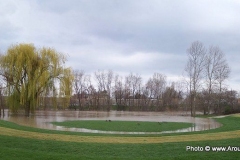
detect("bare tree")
(94, 70), (104, 110)
(204, 46), (229, 114)
(145, 78), (155, 109)
(214, 61), (230, 93)
(125, 73), (142, 110)
(94, 70), (113, 110)
(162, 83), (179, 110)
(174, 80), (185, 111)
(106, 70), (113, 111)
(87, 84), (96, 110)
(185, 41), (206, 116)
(214, 57), (231, 114)
(152, 73), (166, 110)
(114, 74), (125, 110)
(144, 73), (166, 111)
(162, 82), (184, 111)
(73, 70), (85, 110)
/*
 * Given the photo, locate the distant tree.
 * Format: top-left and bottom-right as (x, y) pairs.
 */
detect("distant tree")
(144, 77), (155, 108)
(152, 73), (166, 110)
(0, 43), (73, 116)
(185, 41), (206, 117)
(162, 83), (180, 110)
(73, 70), (86, 110)
(144, 73), (166, 111)
(87, 84), (97, 110)
(125, 73), (142, 110)
(222, 90), (238, 114)
(106, 70), (113, 111)
(114, 74), (125, 110)
(94, 70), (113, 110)
(204, 46), (230, 114)
(214, 61), (231, 114)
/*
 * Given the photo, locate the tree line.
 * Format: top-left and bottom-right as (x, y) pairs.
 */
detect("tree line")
(71, 41), (239, 116)
(72, 70), (183, 112)
(0, 42), (239, 116)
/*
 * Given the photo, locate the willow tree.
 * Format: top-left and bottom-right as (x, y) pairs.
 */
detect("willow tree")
(0, 43), (73, 116)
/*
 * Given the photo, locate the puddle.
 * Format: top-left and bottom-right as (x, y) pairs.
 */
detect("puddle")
(0, 110), (222, 134)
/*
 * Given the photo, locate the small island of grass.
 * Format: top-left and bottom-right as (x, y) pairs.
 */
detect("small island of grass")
(51, 120), (193, 132)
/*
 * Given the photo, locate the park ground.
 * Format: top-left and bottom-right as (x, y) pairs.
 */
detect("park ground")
(0, 114), (240, 159)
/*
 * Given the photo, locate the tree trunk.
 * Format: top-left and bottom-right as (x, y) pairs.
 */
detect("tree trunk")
(203, 106), (207, 115)
(25, 101), (31, 117)
(107, 96), (111, 111)
(193, 95), (196, 117)
(77, 93), (81, 110)
(190, 93), (193, 117)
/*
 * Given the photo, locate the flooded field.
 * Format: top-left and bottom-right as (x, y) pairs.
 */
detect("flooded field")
(0, 110), (221, 134)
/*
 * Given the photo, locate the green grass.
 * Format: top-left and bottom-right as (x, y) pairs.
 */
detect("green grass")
(0, 116), (240, 159)
(0, 116), (239, 137)
(51, 120), (193, 132)
(0, 135), (240, 160)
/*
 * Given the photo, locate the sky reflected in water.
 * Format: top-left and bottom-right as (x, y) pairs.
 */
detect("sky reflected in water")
(0, 110), (222, 134)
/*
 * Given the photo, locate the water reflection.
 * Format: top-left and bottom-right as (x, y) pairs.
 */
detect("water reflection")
(0, 110), (222, 134)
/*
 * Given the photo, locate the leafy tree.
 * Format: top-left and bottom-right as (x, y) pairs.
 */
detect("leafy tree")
(0, 43), (73, 116)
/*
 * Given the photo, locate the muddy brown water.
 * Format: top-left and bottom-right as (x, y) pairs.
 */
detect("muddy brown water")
(0, 110), (221, 134)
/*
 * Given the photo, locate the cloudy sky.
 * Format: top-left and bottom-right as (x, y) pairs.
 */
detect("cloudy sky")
(0, 0), (240, 90)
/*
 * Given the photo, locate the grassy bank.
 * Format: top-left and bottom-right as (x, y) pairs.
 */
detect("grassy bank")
(0, 115), (240, 159)
(0, 135), (240, 160)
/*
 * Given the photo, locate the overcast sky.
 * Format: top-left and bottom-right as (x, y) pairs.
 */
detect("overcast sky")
(0, 0), (240, 90)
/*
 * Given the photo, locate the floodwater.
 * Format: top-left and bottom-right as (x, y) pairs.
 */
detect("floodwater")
(0, 110), (222, 134)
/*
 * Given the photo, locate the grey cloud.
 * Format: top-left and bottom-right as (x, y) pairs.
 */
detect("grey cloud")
(1, 0), (240, 89)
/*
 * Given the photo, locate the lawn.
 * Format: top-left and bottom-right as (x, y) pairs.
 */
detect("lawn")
(51, 120), (193, 132)
(0, 115), (240, 159)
